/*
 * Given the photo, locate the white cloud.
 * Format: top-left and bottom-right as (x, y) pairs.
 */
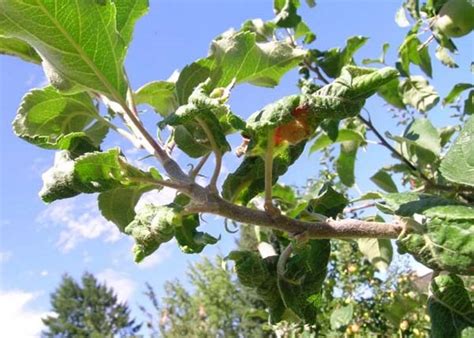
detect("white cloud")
(97, 269), (135, 303)
(0, 289), (50, 338)
(40, 270), (49, 277)
(136, 188), (177, 210)
(0, 251), (12, 263)
(37, 198), (121, 252)
(137, 240), (174, 269)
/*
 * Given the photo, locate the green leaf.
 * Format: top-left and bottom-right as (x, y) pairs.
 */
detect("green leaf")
(435, 46), (458, 68)
(402, 117), (441, 162)
(310, 129), (365, 154)
(443, 83), (474, 105)
(440, 116), (474, 187)
(395, 7), (410, 27)
(222, 142), (306, 205)
(316, 36), (369, 78)
(357, 238), (393, 272)
(135, 81), (178, 116)
(278, 239), (331, 323)
(73, 148), (128, 193)
(313, 66), (399, 119)
(428, 274), (474, 338)
(245, 95), (319, 144)
(0, 36), (41, 63)
(247, 66), (397, 142)
(398, 31), (432, 77)
(238, 66), (397, 151)
(377, 78), (406, 110)
(13, 86), (103, 152)
(351, 191), (383, 202)
(337, 140), (358, 187)
(228, 251), (286, 323)
(39, 151), (80, 203)
(362, 42), (390, 65)
(159, 81), (237, 157)
(397, 217), (474, 275)
(40, 147), (158, 203)
(125, 204), (176, 263)
(377, 192), (460, 216)
(438, 125), (458, 147)
(210, 30), (306, 87)
(423, 205), (474, 220)
(306, 184), (348, 218)
(98, 185), (155, 232)
(272, 184), (297, 205)
(399, 76), (439, 112)
(241, 19), (276, 42)
(330, 304), (354, 330)
(273, 0), (301, 28)
(0, 0), (128, 98)
(173, 126), (210, 158)
(174, 214), (219, 254)
(465, 91), (474, 115)
(113, 0), (149, 48)
(175, 57), (215, 105)
(371, 169), (398, 193)
(295, 21), (316, 44)
(173, 30), (305, 103)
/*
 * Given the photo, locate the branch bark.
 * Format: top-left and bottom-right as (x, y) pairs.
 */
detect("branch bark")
(186, 192), (402, 239)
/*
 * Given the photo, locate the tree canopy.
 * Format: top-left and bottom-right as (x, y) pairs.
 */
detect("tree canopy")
(42, 272), (141, 337)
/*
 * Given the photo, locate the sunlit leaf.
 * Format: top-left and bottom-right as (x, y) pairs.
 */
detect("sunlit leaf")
(428, 274), (474, 337)
(443, 83), (473, 105)
(371, 169), (398, 193)
(399, 76), (439, 112)
(440, 116), (474, 187)
(315, 36), (368, 78)
(0, 36), (41, 64)
(357, 238), (393, 272)
(135, 81), (178, 116)
(13, 86), (104, 153)
(0, 0), (129, 98)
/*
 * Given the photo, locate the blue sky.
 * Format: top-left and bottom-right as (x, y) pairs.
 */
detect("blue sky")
(0, 0), (472, 336)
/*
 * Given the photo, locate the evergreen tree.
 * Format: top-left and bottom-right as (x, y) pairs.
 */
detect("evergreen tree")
(42, 272), (141, 338)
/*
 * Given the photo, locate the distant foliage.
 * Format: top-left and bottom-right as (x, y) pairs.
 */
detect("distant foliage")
(42, 272), (141, 337)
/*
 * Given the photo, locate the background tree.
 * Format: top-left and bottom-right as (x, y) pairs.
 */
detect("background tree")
(42, 272), (141, 338)
(139, 257), (267, 337)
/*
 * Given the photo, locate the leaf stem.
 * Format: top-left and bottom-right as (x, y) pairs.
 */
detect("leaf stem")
(264, 130), (277, 213)
(195, 117), (222, 192)
(357, 114), (428, 179)
(189, 153), (211, 180)
(126, 176), (186, 190)
(95, 114), (141, 148)
(304, 59), (330, 85)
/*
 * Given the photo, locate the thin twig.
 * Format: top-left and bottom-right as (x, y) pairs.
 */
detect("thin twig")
(94, 114), (141, 148)
(195, 117), (222, 192)
(357, 114), (425, 178)
(264, 130), (277, 213)
(126, 176), (187, 190)
(304, 60), (331, 85)
(358, 113), (474, 196)
(189, 153), (210, 180)
(344, 202), (376, 214)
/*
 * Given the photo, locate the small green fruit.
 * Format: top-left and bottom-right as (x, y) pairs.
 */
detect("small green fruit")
(434, 0), (474, 38)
